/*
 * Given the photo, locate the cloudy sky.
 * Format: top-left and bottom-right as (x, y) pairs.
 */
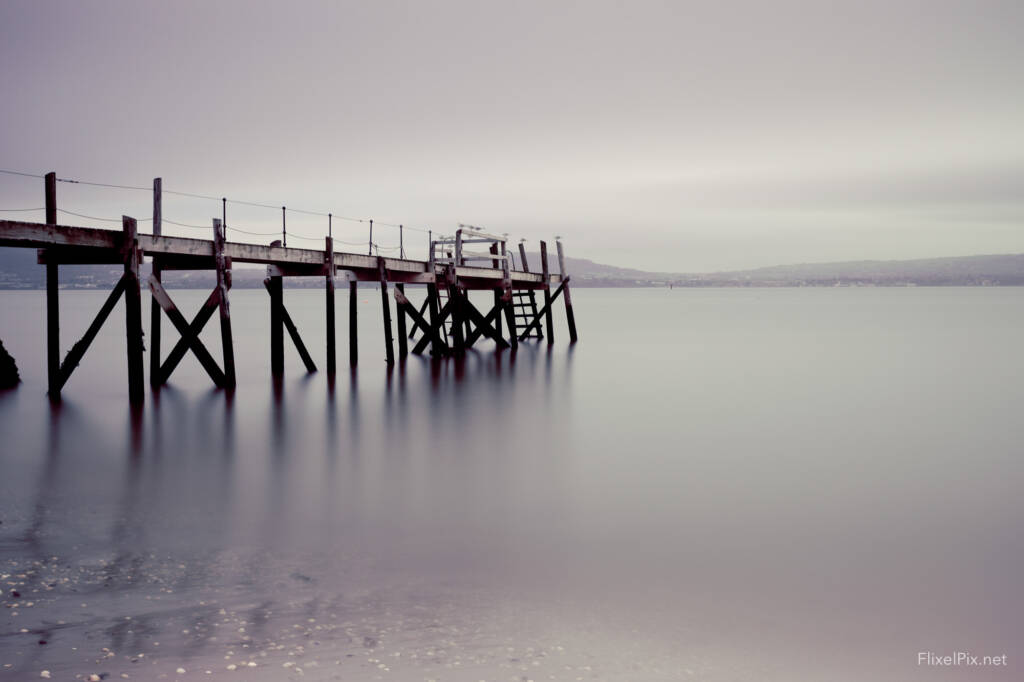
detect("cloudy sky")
(1, 0), (1022, 271)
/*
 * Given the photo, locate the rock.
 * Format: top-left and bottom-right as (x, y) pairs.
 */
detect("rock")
(0, 340), (19, 389)
(40, 672), (50, 679)
(176, 669), (186, 675)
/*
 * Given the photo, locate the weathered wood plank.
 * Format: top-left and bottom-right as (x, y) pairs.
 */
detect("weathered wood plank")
(556, 240), (578, 342)
(154, 288), (221, 385)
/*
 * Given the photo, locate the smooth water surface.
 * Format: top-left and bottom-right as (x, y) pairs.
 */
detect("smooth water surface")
(1, 287), (1022, 681)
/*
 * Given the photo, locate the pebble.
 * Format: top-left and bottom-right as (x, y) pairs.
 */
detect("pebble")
(226, 664), (237, 671)
(40, 673), (50, 679)
(177, 668), (187, 674)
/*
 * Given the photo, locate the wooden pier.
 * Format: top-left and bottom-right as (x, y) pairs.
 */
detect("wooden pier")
(0, 173), (578, 403)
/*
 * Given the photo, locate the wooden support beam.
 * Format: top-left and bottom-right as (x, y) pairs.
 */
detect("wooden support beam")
(411, 300), (452, 355)
(395, 288), (449, 355)
(540, 241), (555, 344)
(349, 280), (358, 367)
(395, 283), (409, 357)
(325, 236), (336, 375)
(518, 279), (568, 341)
(150, 278), (225, 386)
(490, 243), (503, 339)
(45, 172), (60, 400)
(122, 216), (145, 404)
(152, 286), (221, 386)
(268, 240), (284, 375)
(213, 219), (235, 388)
(408, 297), (429, 340)
(150, 177), (162, 386)
(426, 283), (442, 356)
(261, 279), (317, 373)
(500, 241), (517, 350)
(379, 257), (395, 365)
(462, 299), (509, 348)
(556, 240), (578, 342)
(56, 275), (127, 391)
(446, 266), (465, 355)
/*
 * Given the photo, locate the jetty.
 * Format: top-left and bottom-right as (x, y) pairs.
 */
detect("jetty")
(0, 173), (578, 404)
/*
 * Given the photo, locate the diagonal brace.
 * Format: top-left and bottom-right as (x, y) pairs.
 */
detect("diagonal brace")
(55, 274), (128, 391)
(149, 277), (226, 387)
(518, 280), (567, 341)
(411, 300), (452, 355)
(395, 288), (450, 355)
(262, 280), (317, 373)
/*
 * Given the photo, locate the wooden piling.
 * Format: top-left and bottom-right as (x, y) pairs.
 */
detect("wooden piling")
(426, 282), (441, 356)
(540, 241), (554, 343)
(379, 257), (395, 365)
(349, 280), (358, 366)
(447, 266), (465, 355)
(556, 240), (578, 342)
(150, 178), (162, 386)
(44, 172), (59, 400)
(325, 236), (336, 374)
(490, 243), (503, 339)
(122, 216), (144, 404)
(213, 218), (236, 388)
(395, 283), (409, 357)
(268, 240), (284, 375)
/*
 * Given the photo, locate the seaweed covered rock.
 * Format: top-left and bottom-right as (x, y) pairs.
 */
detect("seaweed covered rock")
(0, 339), (20, 389)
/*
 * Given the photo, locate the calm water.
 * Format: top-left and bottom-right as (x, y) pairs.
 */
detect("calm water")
(1, 287), (1022, 681)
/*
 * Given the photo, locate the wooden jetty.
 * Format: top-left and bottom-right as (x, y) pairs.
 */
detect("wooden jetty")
(0, 173), (578, 403)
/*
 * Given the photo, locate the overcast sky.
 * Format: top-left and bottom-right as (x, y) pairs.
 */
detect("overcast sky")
(2, 0), (1022, 271)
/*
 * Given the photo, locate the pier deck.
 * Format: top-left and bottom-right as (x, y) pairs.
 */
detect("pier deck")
(0, 172), (578, 404)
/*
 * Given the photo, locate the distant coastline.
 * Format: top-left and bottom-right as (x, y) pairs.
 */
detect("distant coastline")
(2, 248), (1023, 289)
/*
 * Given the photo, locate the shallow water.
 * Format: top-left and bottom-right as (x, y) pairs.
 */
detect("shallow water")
(1, 287), (1022, 681)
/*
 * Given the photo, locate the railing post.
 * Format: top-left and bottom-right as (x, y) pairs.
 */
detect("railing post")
(44, 172), (60, 401)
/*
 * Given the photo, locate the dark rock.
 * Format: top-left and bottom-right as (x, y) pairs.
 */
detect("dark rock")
(10, 590), (20, 598)
(0, 340), (19, 389)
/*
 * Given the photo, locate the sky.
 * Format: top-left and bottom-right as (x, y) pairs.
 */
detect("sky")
(1, 0), (1022, 272)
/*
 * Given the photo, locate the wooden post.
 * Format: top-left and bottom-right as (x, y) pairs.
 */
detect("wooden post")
(122, 216), (144, 404)
(447, 266), (465, 355)
(501, 241), (517, 349)
(556, 240), (578, 342)
(540, 241), (554, 343)
(349, 280), (358, 366)
(490, 243), (503, 338)
(379, 257), (395, 365)
(325, 236), (336, 375)
(395, 283), (408, 357)
(150, 178), (162, 386)
(455, 228), (463, 265)
(44, 172), (60, 400)
(269, 240), (284, 375)
(213, 219), (236, 388)
(518, 242), (530, 272)
(426, 282), (441, 356)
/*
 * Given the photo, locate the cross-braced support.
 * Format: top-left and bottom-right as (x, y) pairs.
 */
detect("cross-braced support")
(40, 207), (146, 403)
(148, 219), (236, 389)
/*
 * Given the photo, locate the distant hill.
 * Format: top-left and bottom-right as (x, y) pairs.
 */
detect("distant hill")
(2, 246), (1024, 289)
